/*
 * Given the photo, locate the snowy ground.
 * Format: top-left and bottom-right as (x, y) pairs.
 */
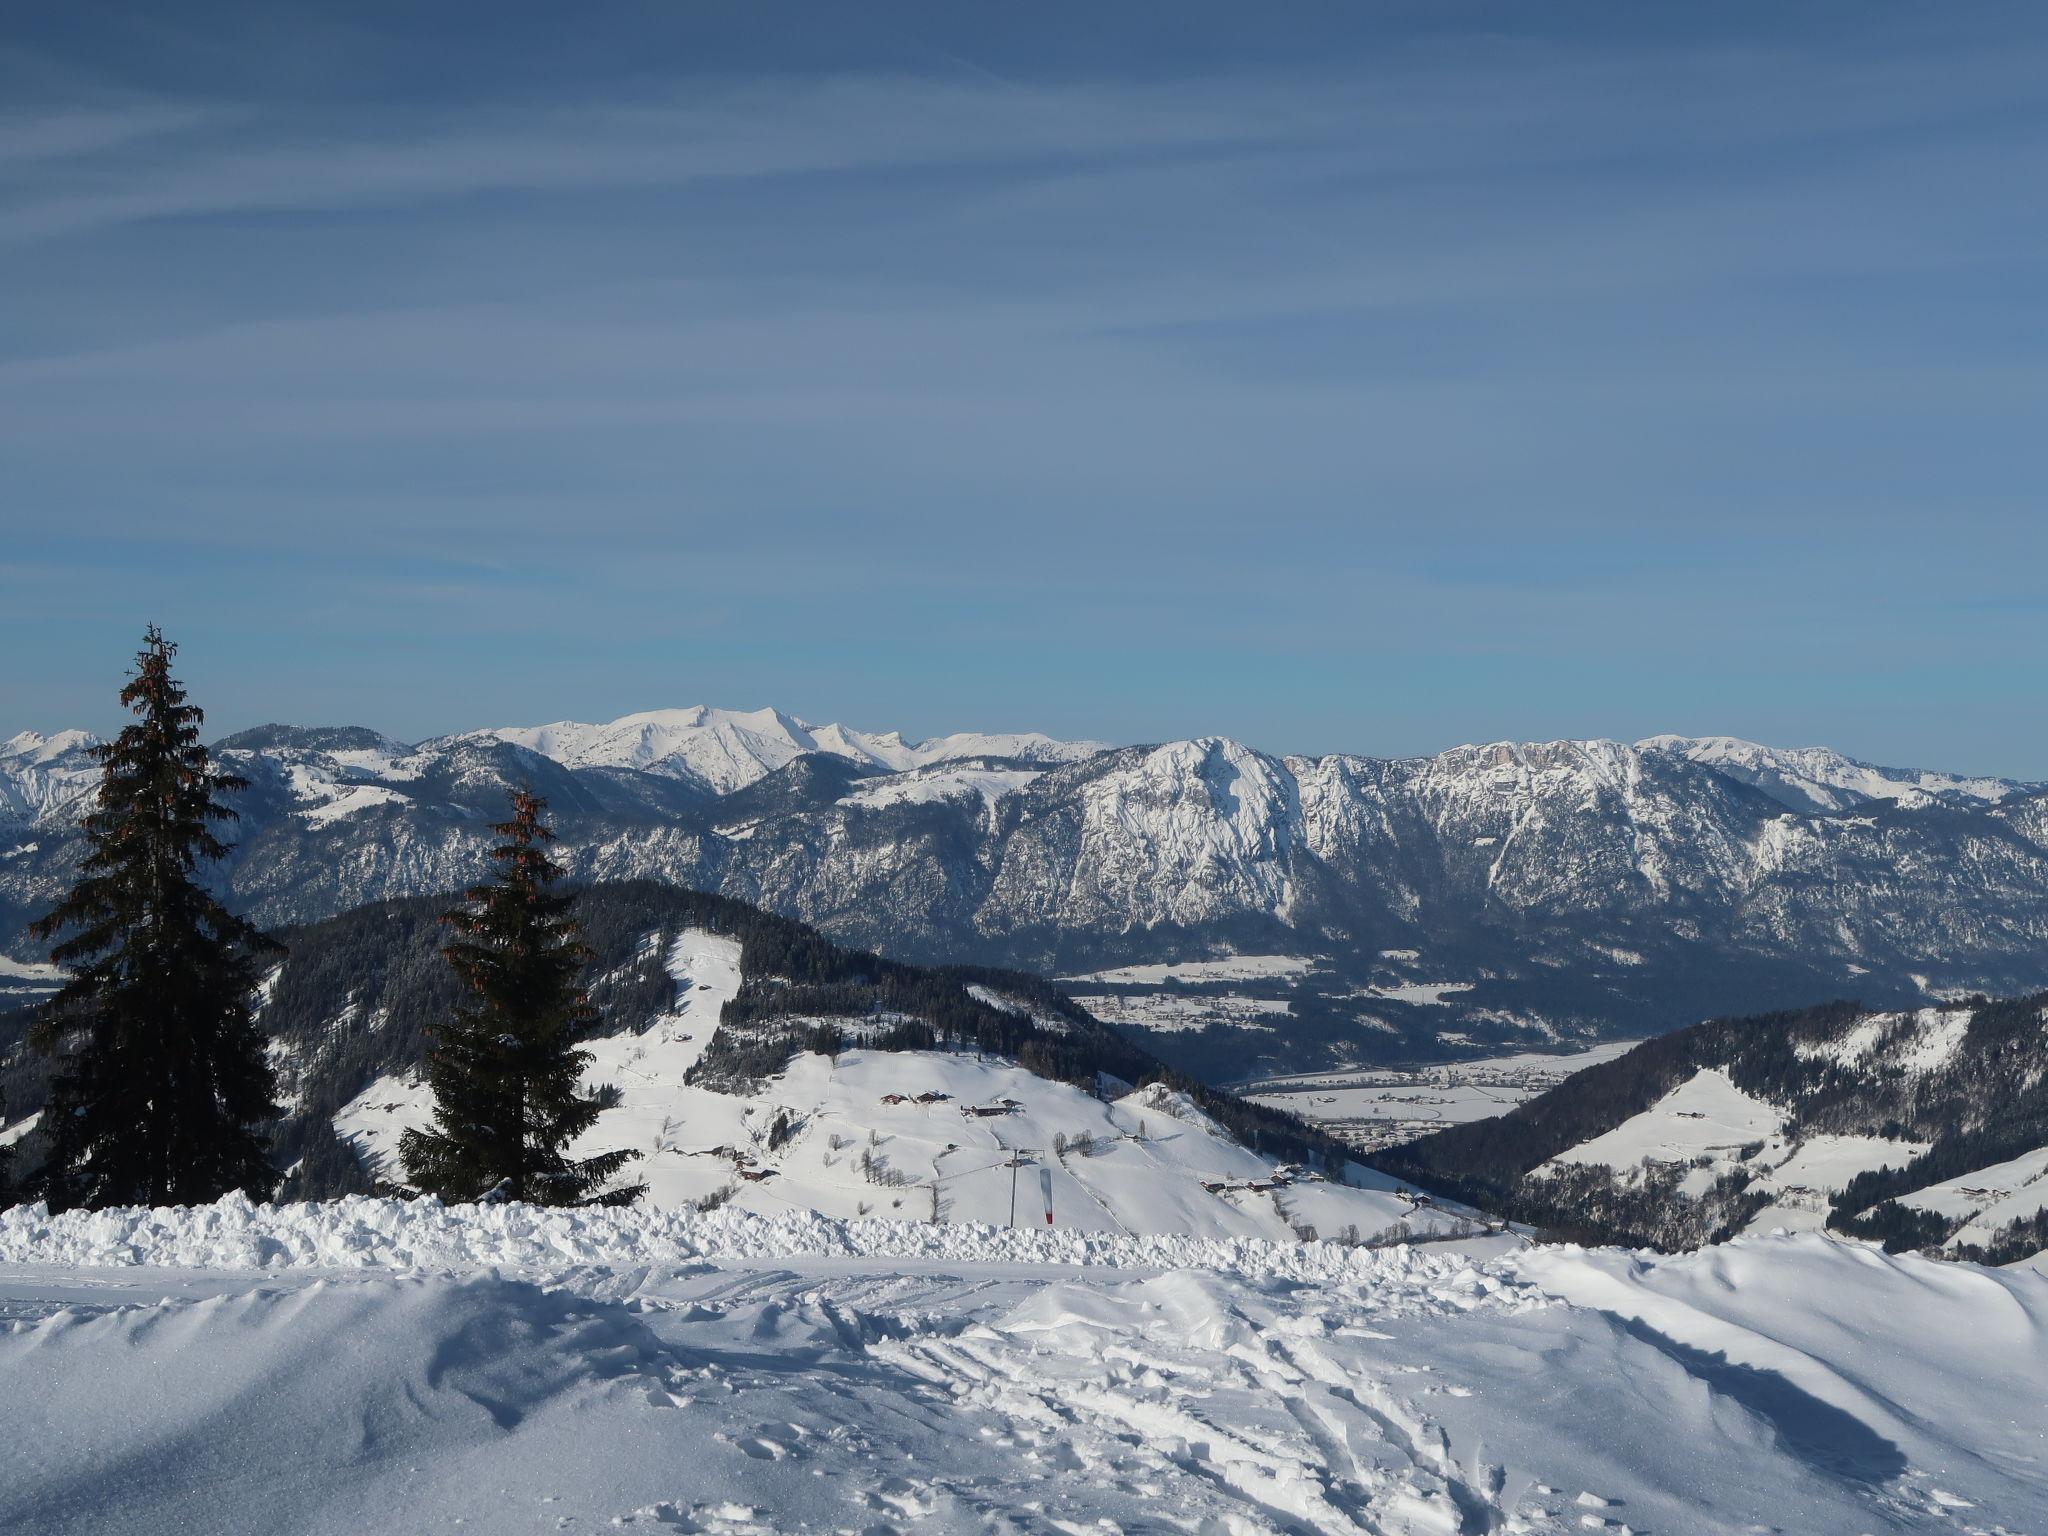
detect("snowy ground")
(1536, 1068), (1938, 1232)
(0, 1199), (2041, 1535)
(1244, 1043), (1641, 1152)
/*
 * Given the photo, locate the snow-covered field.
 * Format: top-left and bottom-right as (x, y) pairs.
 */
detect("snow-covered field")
(1539, 1067), (1942, 1232)
(1904, 1144), (2048, 1251)
(1058, 955), (1320, 986)
(1245, 1042), (1641, 1152)
(0, 1199), (2040, 1535)
(1070, 990), (1294, 1033)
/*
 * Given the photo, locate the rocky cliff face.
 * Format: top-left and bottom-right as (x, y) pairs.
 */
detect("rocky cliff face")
(7, 714), (2046, 1078)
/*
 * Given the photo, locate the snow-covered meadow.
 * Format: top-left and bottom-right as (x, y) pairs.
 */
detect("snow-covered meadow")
(1, 1196), (2041, 1535)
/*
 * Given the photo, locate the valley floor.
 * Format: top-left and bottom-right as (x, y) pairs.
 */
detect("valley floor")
(1, 1202), (2043, 1535)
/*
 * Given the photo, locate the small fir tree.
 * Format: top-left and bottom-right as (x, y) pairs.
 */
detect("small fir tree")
(32, 627), (281, 1210)
(400, 789), (642, 1206)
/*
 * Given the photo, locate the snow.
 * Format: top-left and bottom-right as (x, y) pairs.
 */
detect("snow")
(0, 1209), (2040, 1534)
(0, 954), (63, 987)
(1057, 954), (1318, 985)
(1513, 1232), (2048, 1530)
(0, 1193), (1488, 1281)
(1795, 1007), (1974, 1076)
(962, 984), (1068, 1032)
(1899, 1143), (2048, 1247)
(1245, 1041), (1641, 1151)
(293, 781), (408, 826)
(0, 727), (100, 826)
(1640, 733), (2029, 813)
(336, 931), (1450, 1243)
(465, 706), (1102, 795)
(1548, 1069), (1786, 1176)
(1742, 1134), (1932, 1232)
(1361, 981), (1474, 1006)
(1069, 990), (1290, 1032)
(836, 765), (1042, 811)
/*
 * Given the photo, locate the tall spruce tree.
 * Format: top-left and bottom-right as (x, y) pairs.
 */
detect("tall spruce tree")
(400, 789), (642, 1207)
(31, 627), (282, 1211)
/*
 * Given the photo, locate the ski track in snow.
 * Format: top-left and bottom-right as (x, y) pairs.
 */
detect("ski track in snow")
(0, 1202), (2044, 1535)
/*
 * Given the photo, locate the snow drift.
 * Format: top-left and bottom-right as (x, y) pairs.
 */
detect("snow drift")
(0, 1203), (2039, 1535)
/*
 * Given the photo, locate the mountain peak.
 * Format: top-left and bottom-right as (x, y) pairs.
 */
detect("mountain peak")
(1, 728), (97, 764)
(1638, 734), (2031, 814)
(462, 707), (1106, 795)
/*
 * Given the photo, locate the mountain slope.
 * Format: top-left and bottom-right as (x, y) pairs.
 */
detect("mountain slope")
(466, 706), (1105, 794)
(1375, 992), (2048, 1262)
(0, 730), (98, 829)
(0, 880), (1465, 1244)
(1638, 734), (2032, 814)
(9, 713), (2048, 1079)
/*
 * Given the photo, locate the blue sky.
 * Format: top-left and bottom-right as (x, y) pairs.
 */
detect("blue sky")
(3, 2), (2045, 773)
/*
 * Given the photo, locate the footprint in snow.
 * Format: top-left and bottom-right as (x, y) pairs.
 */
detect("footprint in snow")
(723, 1422), (808, 1461)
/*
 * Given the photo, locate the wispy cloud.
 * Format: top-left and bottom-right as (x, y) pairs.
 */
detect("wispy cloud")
(4, 7), (2046, 766)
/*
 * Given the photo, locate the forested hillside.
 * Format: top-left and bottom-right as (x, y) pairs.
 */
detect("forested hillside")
(1, 879), (1348, 1201)
(1376, 992), (2048, 1261)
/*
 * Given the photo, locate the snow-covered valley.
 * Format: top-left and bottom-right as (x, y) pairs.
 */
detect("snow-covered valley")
(0, 1199), (2040, 1535)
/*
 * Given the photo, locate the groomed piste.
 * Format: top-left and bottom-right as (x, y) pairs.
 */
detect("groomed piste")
(1, 1196), (2042, 1535)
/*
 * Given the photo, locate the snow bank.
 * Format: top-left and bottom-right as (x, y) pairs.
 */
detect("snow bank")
(0, 1194), (1523, 1293)
(5, 1217), (2044, 1533)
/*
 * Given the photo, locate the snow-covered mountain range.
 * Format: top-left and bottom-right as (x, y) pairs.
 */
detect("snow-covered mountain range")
(465, 706), (1104, 795)
(6, 709), (2047, 1076)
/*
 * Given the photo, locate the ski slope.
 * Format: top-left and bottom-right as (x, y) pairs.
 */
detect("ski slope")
(338, 930), (1472, 1245)
(0, 1204), (2039, 1535)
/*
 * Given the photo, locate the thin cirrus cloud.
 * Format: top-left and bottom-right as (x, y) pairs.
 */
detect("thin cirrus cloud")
(1, 7), (2046, 769)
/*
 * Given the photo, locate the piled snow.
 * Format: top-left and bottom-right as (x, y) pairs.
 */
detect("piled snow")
(0, 1217), (2041, 1534)
(1512, 1232), (2048, 1529)
(0, 1194), (1497, 1285)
